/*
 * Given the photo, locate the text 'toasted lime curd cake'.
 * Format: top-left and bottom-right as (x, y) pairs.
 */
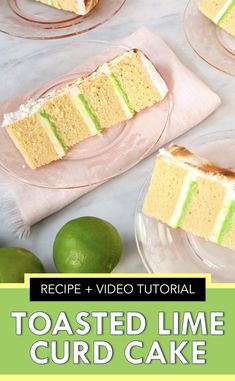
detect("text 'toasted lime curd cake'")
(144, 144), (235, 252)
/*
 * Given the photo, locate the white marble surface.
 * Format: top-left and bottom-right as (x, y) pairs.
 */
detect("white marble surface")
(0, 0), (234, 274)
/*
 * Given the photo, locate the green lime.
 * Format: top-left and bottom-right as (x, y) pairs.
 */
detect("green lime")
(53, 217), (122, 273)
(0, 247), (45, 283)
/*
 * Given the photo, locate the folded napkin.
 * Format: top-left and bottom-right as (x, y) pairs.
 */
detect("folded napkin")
(0, 27), (221, 238)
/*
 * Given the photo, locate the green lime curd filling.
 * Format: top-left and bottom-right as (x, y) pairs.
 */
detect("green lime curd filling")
(216, 200), (235, 244)
(176, 180), (197, 228)
(109, 72), (135, 115)
(39, 111), (67, 152)
(77, 94), (102, 135)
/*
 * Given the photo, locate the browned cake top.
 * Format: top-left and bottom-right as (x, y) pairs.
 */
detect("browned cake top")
(163, 144), (235, 181)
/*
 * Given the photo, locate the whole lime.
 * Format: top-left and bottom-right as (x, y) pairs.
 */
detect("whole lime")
(0, 247), (45, 283)
(53, 217), (122, 273)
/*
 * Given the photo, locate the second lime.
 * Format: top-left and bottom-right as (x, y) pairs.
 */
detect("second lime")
(53, 217), (122, 273)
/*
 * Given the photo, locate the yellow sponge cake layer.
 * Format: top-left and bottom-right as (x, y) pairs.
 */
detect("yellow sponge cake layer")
(110, 50), (168, 113)
(143, 157), (189, 224)
(35, 0), (99, 15)
(144, 145), (235, 252)
(6, 114), (62, 169)
(40, 92), (94, 148)
(219, 5), (235, 37)
(181, 177), (226, 240)
(199, 0), (229, 20)
(79, 72), (133, 129)
(199, 0), (235, 37)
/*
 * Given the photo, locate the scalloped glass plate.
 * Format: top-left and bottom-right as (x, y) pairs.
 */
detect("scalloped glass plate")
(135, 130), (235, 282)
(0, 40), (171, 189)
(184, 0), (235, 76)
(0, 0), (126, 40)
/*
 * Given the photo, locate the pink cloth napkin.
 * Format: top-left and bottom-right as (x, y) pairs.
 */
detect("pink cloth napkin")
(0, 27), (221, 238)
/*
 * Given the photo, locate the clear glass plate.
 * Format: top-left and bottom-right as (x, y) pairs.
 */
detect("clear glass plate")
(0, 0), (126, 40)
(135, 130), (235, 282)
(0, 40), (171, 189)
(184, 0), (235, 76)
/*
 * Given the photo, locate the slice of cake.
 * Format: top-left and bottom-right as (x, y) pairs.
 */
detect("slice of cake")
(109, 50), (168, 113)
(199, 0), (235, 37)
(2, 49), (168, 169)
(144, 144), (235, 251)
(35, 0), (99, 15)
(4, 89), (99, 169)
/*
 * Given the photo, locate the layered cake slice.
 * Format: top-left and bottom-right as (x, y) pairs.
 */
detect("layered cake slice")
(144, 144), (235, 251)
(4, 90), (98, 169)
(2, 49), (168, 169)
(35, 0), (99, 15)
(109, 50), (168, 113)
(199, 0), (235, 37)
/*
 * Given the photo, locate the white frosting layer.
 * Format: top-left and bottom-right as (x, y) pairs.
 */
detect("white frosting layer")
(101, 64), (134, 118)
(39, 114), (65, 158)
(213, 0), (233, 24)
(76, 0), (86, 15)
(69, 86), (98, 136)
(109, 78), (134, 119)
(159, 147), (235, 241)
(2, 87), (67, 127)
(169, 171), (198, 228)
(139, 52), (168, 99)
(2, 99), (43, 127)
(210, 188), (235, 243)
